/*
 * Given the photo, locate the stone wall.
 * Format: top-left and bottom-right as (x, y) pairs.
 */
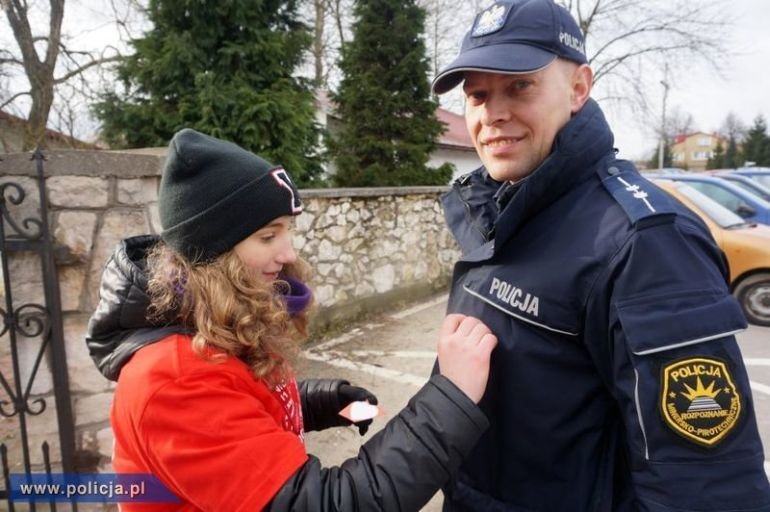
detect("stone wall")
(0, 149), (459, 475)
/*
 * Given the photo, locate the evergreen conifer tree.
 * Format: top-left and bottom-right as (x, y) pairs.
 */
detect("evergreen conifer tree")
(706, 141), (725, 169)
(740, 116), (770, 167)
(724, 135), (740, 168)
(94, 0), (322, 185)
(329, 0), (452, 186)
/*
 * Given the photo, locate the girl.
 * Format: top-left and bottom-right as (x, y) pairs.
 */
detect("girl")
(87, 128), (497, 511)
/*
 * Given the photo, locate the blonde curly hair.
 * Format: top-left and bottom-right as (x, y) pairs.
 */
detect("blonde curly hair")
(146, 242), (312, 383)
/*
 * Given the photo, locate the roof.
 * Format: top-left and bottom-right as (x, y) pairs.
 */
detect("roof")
(672, 131), (723, 145)
(313, 91), (475, 151)
(435, 108), (474, 150)
(0, 109), (100, 149)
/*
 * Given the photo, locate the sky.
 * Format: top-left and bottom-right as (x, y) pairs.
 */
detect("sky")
(603, 0), (770, 161)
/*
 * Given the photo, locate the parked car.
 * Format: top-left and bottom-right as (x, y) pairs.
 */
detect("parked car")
(713, 171), (770, 202)
(732, 167), (770, 190)
(654, 179), (770, 326)
(641, 167), (687, 176)
(656, 173), (770, 225)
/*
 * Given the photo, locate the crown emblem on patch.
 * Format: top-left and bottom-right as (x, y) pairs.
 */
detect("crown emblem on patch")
(660, 357), (741, 447)
(472, 4), (508, 37)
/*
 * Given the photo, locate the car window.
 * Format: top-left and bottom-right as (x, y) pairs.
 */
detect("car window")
(727, 179), (770, 202)
(752, 175), (770, 189)
(675, 184), (746, 228)
(686, 182), (749, 213)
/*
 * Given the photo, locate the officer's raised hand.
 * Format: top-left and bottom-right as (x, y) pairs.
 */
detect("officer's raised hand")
(437, 314), (497, 403)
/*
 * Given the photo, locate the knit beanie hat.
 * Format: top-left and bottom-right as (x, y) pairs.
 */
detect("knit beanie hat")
(159, 129), (303, 263)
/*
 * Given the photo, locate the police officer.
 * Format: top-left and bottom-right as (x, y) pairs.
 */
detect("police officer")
(432, 0), (770, 510)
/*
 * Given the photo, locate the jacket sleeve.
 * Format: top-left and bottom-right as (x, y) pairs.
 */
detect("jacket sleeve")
(299, 378), (343, 432)
(86, 234), (183, 380)
(266, 374), (489, 512)
(587, 217), (770, 511)
(299, 378), (379, 433)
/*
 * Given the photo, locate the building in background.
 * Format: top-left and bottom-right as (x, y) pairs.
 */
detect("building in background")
(0, 110), (98, 153)
(314, 91), (479, 183)
(671, 131), (724, 171)
(430, 108), (481, 181)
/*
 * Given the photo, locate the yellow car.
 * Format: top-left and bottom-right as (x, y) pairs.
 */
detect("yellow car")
(654, 179), (770, 326)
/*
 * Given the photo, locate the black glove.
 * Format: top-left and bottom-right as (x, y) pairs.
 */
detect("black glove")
(337, 383), (379, 435)
(299, 379), (378, 435)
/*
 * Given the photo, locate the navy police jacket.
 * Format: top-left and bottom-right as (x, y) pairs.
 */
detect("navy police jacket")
(440, 99), (770, 511)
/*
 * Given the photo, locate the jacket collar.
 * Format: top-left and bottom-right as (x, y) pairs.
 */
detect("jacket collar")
(444, 99), (615, 257)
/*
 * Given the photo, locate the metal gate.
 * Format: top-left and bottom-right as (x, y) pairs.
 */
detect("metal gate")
(1, 150), (77, 511)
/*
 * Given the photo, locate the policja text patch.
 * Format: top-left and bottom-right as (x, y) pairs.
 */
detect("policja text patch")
(660, 357), (741, 447)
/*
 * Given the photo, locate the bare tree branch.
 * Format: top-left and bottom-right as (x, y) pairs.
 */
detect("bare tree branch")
(0, 90), (31, 111)
(1, 0), (131, 149)
(53, 54), (122, 85)
(107, 0), (148, 45)
(575, 0), (602, 38)
(0, 57), (25, 66)
(721, 113), (747, 141)
(312, 0), (325, 86)
(592, 42), (693, 83)
(4, 0), (41, 68)
(325, 0), (344, 49)
(46, 0), (65, 68)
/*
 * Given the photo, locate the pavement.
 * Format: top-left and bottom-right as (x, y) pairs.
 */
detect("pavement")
(296, 293), (770, 511)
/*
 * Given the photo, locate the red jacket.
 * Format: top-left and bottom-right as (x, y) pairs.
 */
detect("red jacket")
(111, 334), (308, 511)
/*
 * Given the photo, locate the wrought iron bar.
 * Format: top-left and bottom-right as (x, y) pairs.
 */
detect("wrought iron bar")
(43, 441), (55, 512)
(0, 151), (78, 508)
(18, 305), (51, 416)
(0, 199), (34, 473)
(0, 182), (43, 241)
(31, 148), (76, 474)
(1, 443), (15, 512)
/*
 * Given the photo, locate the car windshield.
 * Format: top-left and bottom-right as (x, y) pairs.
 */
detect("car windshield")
(750, 175), (770, 189)
(675, 183), (749, 228)
(726, 178), (770, 202)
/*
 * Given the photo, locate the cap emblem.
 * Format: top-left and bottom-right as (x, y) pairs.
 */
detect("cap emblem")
(472, 3), (509, 37)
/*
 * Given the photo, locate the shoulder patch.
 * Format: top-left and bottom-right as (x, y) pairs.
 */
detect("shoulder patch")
(660, 357), (742, 447)
(599, 162), (677, 226)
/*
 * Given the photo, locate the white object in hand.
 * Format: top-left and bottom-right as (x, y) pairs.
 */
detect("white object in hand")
(339, 401), (380, 422)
